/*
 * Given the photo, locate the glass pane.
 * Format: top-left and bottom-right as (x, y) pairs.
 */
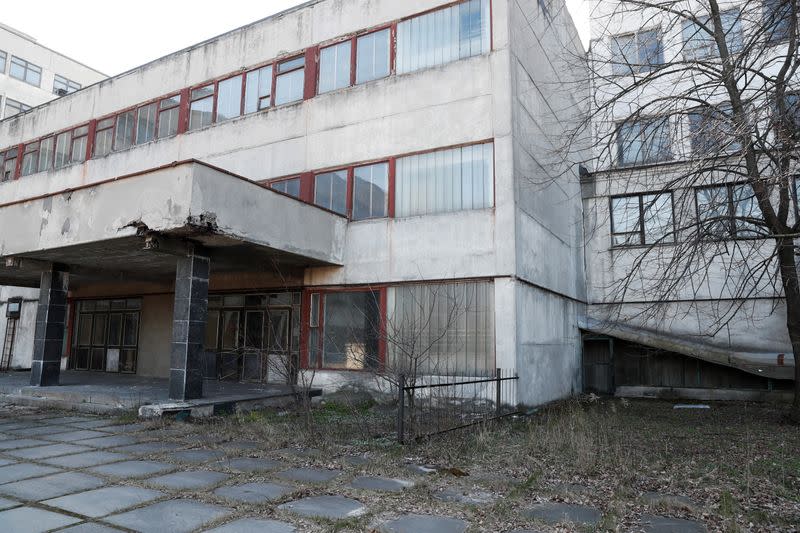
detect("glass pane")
(272, 177), (301, 198)
(107, 314), (123, 346)
(275, 69), (304, 105)
(191, 85), (214, 99)
(123, 313), (139, 346)
(94, 128), (114, 157)
(223, 295), (245, 307)
(314, 170), (348, 214)
(637, 29), (662, 70)
(21, 151), (37, 176)
(120, 349), (137, 373)
(189, 97), (213, 130)
(160, 95), (180, 109)
(222, 311), (240, 350)
(205, 310), (220, 350)
(136, 104), (157, 144)
(611, 196), (641, 245)
(71, 135), (87, 163)
(353, 162), (388, 220)
(115, 111), (135, 150)
(357, 29), (390, 84)
(158, 107), (179, 139)
(75, 348), (89, 370)
(319, 41), (351, 94)
(54, 132), (71, 169)
(322, 291), (380, 369)
(38, 137), (53, 171)
(268, 309), (290, 352)
(90, 348), (106, 371)
(217, 75), (243, 122)
(244, 311), (264, 349)
(696, 186), (731, 236)
(310, 293), (320, 327)
(278, 56), (305, 73)
(244, 66), (272, 113)
(733, 184), (762, 237)
(642, 193), (673, 244)
(78, 314), (93, 345)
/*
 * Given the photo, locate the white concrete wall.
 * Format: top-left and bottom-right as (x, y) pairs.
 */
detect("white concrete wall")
(137, 294), (173, 378)
(0, 286), (39, 369)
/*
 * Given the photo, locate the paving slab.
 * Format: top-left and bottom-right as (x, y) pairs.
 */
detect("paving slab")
(0, 438), (50, 450)
(77, 435), (140, 448)
(275, 467), (342, 483)
(42, 451), (130, 468)
(0, 471), (106, 501)
(378, 514), (469, 533)
(641, 514), (707, 533)
(523, 503), (602, 526)
(7, 424), (76, 437)
(214, 482), (294, 503)
(0, 505), (81, 532)
(42, 416), (97, 425)
(170, 449), (226, 464)
(216, 457), (286, 473)
(47, 430), (111, 442)
(433, 487), (497, 505)
(0, 463), (61, 484)
(58, 523), (126, 532)
(6, 443), (93, 460)
(43, 486), (164, 518)
(278, 495), (366, 519)
(69, 419), (121, 430)
(147, 470), (230, 490)
(0, 496), (20, 510)
(101, 423), (147, 433)
(104, 498), (231, 533)
(88, 460), (173, 479)
(350, 476), (414, 492)
(115, 441), (184, 455)
(206, 518), (296, 533)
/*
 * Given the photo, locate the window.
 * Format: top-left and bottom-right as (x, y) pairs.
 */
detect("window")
(1, 149), (17, 182)
(9, 56), (41, 86)
(275, 57), (305, 105)
(54, 131), (71, 169)
(157, 95), (180, 139)
(689, 103), (742, 153)
(114, 111), (135, 151)
(38, 137), (53, 172)
(387, 281), (495, 376)
(244, 65), (273, 113)
(71, 126), (89, 163)
(617, 117), (671, 165)
(0, 50), (6, 74)
(217, 75), (243, 122)
(696, 183), (763, 238)
(395, 142), (494, 217)
(271, 177), (301, 198)
(611, 193), (674, 246)
(353, 162), (389, 220)
(682, 10), (743, 60)
(397, 0), (491, 74)
(4, 98), (31, 118)
(21, 142), (39, 176)
(319, 41), (352, 94)
(611, 29), (663, 75)
(53, 74), (81, 95)
(189, 85), (214, 130)
(776, 92), (800, 139)
(314, 170), (348, 215)
(136, 103), (157, 144)
(308, 290), (381, 370)
(93, 118), (115, 158)
(356, 29), (390, 84)
(763, 0), (793, 44)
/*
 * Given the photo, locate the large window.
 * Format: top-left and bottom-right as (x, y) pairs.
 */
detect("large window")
(314, 170), (348, 215)
(611, 29), (663, 75)
(136, 103), (157, 144)
(356, 29), (390, 84)
(0, 50), (6, 74)
(217, 75), (243, 122)
(245, 66), (273, 113)
(92, 118), (114, 158)
(275, 57), (305, 106)
(1, 149), (17, 182)
(682, 10), (743, 60)
(9, 56), (41, 86)
(617, 117), (671, 165)
(763, 0), (793, 44)
(689, 103), (742, 153)
(387, 281), (495, 376)
(189, 85), (214, 130)
(611, 193), (674, 246)
(53, 74), (82, 95)
(319, 41), (352, 94)
(776, 92), (800, 139)
(696, 183), (763, 238)
(114, 111), (135, 151)
(397, 0), (491, 75)
(395, 142), (494, 217)
(4, 98), (31, 118)
(353, 162), (389, 220)
(71, 299), (141, 373)
(308, 290), (381, 370)
(157, 95), (181, 139)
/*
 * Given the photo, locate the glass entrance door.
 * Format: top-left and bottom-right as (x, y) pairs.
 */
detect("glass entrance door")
(71, 299), (141, 373)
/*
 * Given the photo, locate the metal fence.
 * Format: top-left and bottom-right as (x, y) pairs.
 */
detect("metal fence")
(396, 368), (519, 443)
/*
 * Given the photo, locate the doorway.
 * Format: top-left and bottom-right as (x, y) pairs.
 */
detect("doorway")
(582, 336), (615, 394)
(70, 299), (142, 373)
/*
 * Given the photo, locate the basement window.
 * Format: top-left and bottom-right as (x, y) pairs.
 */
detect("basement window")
(157, 95), (181, 139)
(244, 65), (273, 113)
(275, 56), (305, 106)
(189, 85), (214, 130)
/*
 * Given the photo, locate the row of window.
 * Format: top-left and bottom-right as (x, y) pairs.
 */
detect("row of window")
(268, 141), (495, 221)
(0, 49), (81, 94)
(0, 0), (492, 181)
(616, 95), (800, 166)
(610, 0), (794, 75)
(609, 178), (799, 245)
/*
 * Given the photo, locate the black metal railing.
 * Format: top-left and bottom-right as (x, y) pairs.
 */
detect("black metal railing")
(396, 368), (519, 443)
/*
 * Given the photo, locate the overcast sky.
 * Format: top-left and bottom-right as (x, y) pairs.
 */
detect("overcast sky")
(2, 0), (591, 76)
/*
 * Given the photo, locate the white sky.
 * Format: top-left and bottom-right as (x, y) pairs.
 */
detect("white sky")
(1, 0), (591, 76)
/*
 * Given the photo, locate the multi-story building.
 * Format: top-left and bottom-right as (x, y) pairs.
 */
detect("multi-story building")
(582, 0), (798, 398)
(0, 23), (105, 372)
(0, 0), (588, 405)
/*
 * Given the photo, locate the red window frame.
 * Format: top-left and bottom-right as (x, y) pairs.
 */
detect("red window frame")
(214, 75), (245, 122)
(301, 286), (387, 371)
(244, 64), (275, 113)
(156, 93), (182, 139)
(21, 141), (39, 176)
(93, 117), (116, 157)
(0, 148), (18, 181)
(70, 125), (89, 163)
(274, 55), (307, 105)
(316, 24), (394, 96)
(189, 84), (216, 130)
(269, 176), (303, 198)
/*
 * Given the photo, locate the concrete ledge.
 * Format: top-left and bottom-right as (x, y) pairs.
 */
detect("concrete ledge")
(615, 386), (793, 403)
(0, 393), (132, 415)
(138, 388), (322, 419)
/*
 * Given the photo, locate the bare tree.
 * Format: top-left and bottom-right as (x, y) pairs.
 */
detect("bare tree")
(576, 0), (799, 418)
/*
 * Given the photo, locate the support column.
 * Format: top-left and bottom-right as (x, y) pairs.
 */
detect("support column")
(169, 247), (210, 400)
(30, 266), (69, 386)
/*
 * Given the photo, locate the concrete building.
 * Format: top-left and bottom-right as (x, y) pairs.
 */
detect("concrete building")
(582, 0), (797, 399)
(0, 23), (105, 373)
(0, 0), (588, 405)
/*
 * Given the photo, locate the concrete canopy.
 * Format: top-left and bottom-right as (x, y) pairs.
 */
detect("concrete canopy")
(0, 161), (347, 287)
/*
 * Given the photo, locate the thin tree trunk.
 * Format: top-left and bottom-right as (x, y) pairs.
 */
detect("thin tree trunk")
(777, 239), (800, 421)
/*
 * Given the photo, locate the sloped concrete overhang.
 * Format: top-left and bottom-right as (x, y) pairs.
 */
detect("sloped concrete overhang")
(0, 160), (347, 286)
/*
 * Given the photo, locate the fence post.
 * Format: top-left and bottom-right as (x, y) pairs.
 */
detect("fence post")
(496, 368), (502, 416)
(397, 374), (406, 444)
